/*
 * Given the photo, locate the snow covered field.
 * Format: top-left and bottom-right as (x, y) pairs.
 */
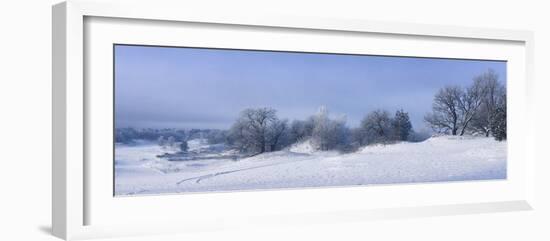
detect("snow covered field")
(114, 136), (506, 196)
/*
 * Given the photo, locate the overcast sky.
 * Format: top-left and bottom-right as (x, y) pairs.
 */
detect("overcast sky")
(114, 45), (506, 131)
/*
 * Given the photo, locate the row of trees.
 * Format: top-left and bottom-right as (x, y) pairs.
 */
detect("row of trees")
(226, 106), (415, 155)
(115, 128), (187, 144)
(352, 109), (413, 146)
(115, 127), (223, 144)
(157, 135), (188, 152)
(424, 69), (506, 140)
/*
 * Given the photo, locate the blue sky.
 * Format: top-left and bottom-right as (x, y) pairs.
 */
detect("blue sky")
(114, 45), (506, 131)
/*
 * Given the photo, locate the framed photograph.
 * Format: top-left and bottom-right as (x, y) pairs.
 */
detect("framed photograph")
(113, 45), (510, 195)
(53, 0), (535, 240)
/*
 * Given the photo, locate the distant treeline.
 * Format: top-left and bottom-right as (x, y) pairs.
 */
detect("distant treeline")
(115, 106), (425, 154)
(115, 128), (221, 144)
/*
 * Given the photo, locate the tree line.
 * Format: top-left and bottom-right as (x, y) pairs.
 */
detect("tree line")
(116, 69), (506, 155)
(424, 69), (507, 140)
(225, 106), (415, 155)
(115, 127), (221, 144)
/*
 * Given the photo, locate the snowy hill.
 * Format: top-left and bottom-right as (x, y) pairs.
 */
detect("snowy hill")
(115, 136), (506, 195)
(289, 139), (320, 154)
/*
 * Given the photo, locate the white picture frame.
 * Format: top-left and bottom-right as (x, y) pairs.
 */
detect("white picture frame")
(52, 0), (535, 240)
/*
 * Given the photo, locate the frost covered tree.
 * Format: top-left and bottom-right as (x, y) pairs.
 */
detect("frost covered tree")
(206, 129), (228, 144)
(288, 119), (314, 143)
(157, 136), (166, 146)
(311, 106), (331, 150)
(456, 78), (487, 136)
(361, 109), (392, 143)
(351, 127), (370, 146)
(470, 104), (491, 136)
(424, 86), (463, 135)
(227, 118), (253, 153)
(266, 118), (289, 152)
(310, 106), (349, 151)
(391, 109), (413, 141)
(469, 70), (506, 137)
(229, 108), (276, 154)
(227, 107), (290, 154)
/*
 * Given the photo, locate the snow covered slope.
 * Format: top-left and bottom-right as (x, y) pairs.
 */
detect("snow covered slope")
(114, 136), (506, 195)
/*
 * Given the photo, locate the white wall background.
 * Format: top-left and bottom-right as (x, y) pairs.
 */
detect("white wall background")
(0, 0), (548, 240)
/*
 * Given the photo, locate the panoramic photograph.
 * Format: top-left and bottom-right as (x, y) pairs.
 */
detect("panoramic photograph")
(114, 44), (507, 196)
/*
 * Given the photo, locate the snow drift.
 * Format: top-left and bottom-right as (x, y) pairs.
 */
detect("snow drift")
(114, 136), (506, 195)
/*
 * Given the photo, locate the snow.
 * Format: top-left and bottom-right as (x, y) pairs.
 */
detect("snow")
(289, 139), (318, 154)
(114, 136), (506, 196)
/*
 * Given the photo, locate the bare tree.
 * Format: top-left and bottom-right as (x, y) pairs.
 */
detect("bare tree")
(227, 118), (254, 153)
(206, 129), (229, 144)
(351, 127), (370, 146)
(457, 80), (486, 135)
(470, 104), (491, 136)
(469, 70), (505, 136)
(310, 106), (349, 151)
(426, 69), (507, 137)
(157, 136), (166, 146)
(288, 119), (313, 143)
(228, 107), (288, 154)
(361, 109), (392, 143)
(424, 86), (462, 135)
(266, 119), (289, 152)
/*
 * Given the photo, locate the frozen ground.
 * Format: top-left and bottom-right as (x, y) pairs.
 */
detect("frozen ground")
(114, 136), (506, 196)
